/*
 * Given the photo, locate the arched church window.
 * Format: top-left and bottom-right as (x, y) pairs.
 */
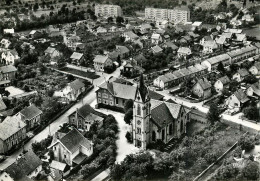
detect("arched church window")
(137, 104), (141, 115)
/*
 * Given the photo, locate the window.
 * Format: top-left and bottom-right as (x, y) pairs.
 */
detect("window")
(110, 95), (113, 100)
(64, 155), (66, 158)
(54, 147), (56, 150)
(169, 124), (173, 135)
(115, 98), (118, 104)
(102, 93), (108, 98)
(137, 128), (141, 134)
(98, 98), (101, 103)
(110, 101), (113, 105)
(137, 104), (141, 116)
(98, 92), (101, 97)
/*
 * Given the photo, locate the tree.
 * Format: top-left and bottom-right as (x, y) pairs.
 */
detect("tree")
(239, 135), (255, 152)
(67, 74), (75, 81)
(217, 62), (225, 73)
(207, 103), (221, 124)
(107, 17), (113, 24)
(243, 105), (259, 121)
(242, 161), (259, 180)
(73, 0), (76, 5)
(0, 87), (10, 97)
(125, 131), (133, 143)
(33, 3), (39, 11)
(124, 108), (133, 125)
(244, 74), (258, 84)
(124, 99), (133, 112)
(116, 16), (124, 24)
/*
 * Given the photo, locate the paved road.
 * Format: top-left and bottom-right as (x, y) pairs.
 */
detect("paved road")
(0, 64), (123, 170)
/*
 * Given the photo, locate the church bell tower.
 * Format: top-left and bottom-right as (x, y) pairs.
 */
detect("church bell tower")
(132, 74), (151, 149)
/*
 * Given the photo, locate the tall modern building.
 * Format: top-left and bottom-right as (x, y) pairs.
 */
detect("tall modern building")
(95, 4), (123, 17)
(145, 6), (190, 24)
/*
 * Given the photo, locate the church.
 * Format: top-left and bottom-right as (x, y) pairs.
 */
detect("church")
(132, 75), (190, 149)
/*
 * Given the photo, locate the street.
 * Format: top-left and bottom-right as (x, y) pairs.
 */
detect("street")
(0, 64), (123, 170)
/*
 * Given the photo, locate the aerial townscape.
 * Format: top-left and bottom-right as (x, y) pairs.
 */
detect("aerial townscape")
(0, 0), (260, 180)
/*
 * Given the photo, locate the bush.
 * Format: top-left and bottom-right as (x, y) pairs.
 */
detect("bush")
(125, 131), (133, 143)
(239, 135), (255, 152)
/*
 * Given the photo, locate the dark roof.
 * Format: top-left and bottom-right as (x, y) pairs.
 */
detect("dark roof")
(218, 76), (230, 85)
(234, 89), (249, 103)
(109, 77), (133, 85)
(19, 105), (42, 120)
(0, 65), (17, 73)
(196, 78), (211, 90)
(59, 128), (92, 153)
(76, 104), (106, 119)
(133, 54), (147, 63)
(68, 79), (85, 91)
(5, 150), (42, 180)
(137, 74), (149, 102)
(149, 90), (164, 100)
(237, 68), (249, 77)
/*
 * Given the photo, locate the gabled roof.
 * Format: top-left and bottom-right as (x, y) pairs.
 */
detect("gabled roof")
(58, 128), (92, 153)
(124, 31), (139, 39)
(116, 45), (130, 54)
(151, 33), (161, 40)
(0, 65), (17, 73)
(93, 55), (110, 64)
(5, 150), (42, 180)
(234, 89), (249, 103)
(50, 160), (68, 172)
(0, 98), (7, 111)
(133, 54), (147, 63)
(203, 40), (218, 48)
(196, 78), (211, 90)
(177, 47), (191, 54)
(9, 50), (19, 57)
(19, 105), (42, 120)
(44, 47), (56, 54)
(237, 68), (249, 77)
(248, 82), (260, 96)
(70, 52), (83, 60)
(236, 33), (246, 42)
(148, 90), (164, 100)
(164, 41), (178, 50)
(216, 35), (227, 45)
(0, 116), (26, 140)
(204, 53), (230, 65)
(252, 62), (260, 70)
(151, 45), (163, 53)
(68, 79), (85, 91)
(218, 76), (230, 85)
(76, 104), (105, 119)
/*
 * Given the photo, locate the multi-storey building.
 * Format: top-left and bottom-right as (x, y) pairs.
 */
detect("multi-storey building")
(145, 6), (190, 24)
(95, 4), (122, 17)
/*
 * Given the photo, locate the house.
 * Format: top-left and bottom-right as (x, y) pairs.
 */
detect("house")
(215, 35), (227, 48)
(214, 76), (230, 93)
(225, 89), (249, 110)
(48, 128), (93, 166)
(3, 28), (14, 34)
(233, 68), (249, 82)
(0, 39), (11, 49)
(227, 46), (257, 64)
(1, 50), (20, 65)
(192, 78), (212, 100)
(242, 14), (254, 22)
(249, 62), (260, 75)
(68, 104), (105, 131)
(0, 172), (13, 181)
(21, 42), (35, 53)
(131, 75), (190, 149)
(44, 47), (61, 59)
(122, 63), (145, 77)
(15, 104), (43, 131)
(133, 54), (147, 66)
(235, 33), (247, 43)
(246, 81), (260, 97)
(96, 76), (164, 110)
(140, 23), (152, 32)
(96, 26), (107, 33)
(0, 116), (26, 154)
(61, 79), (85, 102)
(115, 45), (130, 59)
(200, 36), (213, 45)
(70, 52), (84, 65)
(48, 160), (70, 180)
(151, 33), (162, 44)
(177, 47), (191, 59)
(151, 45), (163, 54)
(202, 53), (231, 71)
(163, 41), (178, 52)
(122, 31), (139, 42)
(5, 150), (42, 180)
(93, 55), (113, 72)
(0, 65), (17, 87)
(202, 40), (218, 53)
(29, 30), (42, 38)
(64, 35), (81, 51)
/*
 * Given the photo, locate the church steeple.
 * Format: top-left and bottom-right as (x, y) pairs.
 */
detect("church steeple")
(137, 74), (149, 103)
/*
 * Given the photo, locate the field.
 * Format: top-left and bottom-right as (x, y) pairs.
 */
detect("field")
(60, 67), (100, 80)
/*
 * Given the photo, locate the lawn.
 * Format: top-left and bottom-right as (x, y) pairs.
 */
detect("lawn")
(60, 67), (100, 80)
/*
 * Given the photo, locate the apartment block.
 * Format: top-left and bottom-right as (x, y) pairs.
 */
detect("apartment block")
(145, 6), (190, 24)
(95, 4), (122, 17)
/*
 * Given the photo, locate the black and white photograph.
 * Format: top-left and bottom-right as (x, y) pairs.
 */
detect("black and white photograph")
(0, 0), (259, 180)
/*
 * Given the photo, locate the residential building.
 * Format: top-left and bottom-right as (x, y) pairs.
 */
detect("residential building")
(68, 104), (105, 131)
(227, 46), (257, 64)
(44, 47), (61, 59)
(0, 39), (11, 49)
(249, 62), (260, 75)
(214, 76), (230, 93)
(145, 6), (190, 24)
(48, 128), (93, 166)
(95, 4), (122, 17)
(151, 33), (162, 44)
(242, 14), (254, 22)
(151, 45), (163, 54)
(132, 75), (190, 149)
(5, 150), (42, 180)
(163, 41), (178, 52)
(232, 68), (249, 82)
(96, 76), (164, 110)
(93, 55), (113, 72)
(202, 40), (218, 53)
(3, 28), (14, 34)
(122, 31), (139, 42)
(177, 47), (191, 59)
(60, 79), (85, 102)
(235, 33), (247, 43)
(225, 89), (249, 110)
(122, 63), (145, 77)
(202, 53), (231, 71)
(1, 50), (20, 65)
(192, 78), (212, 100)
(0, 116), (26, 154)
(70, 52), (84, 65)
(29, 30), (42, 39)
(15, 104), (43, 131)
(0, 65), (17, 87)
(246, 81), (260, 97)
(63, 35), (81, 51)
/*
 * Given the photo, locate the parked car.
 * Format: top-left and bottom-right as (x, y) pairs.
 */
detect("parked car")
(0, 155), (6, 163)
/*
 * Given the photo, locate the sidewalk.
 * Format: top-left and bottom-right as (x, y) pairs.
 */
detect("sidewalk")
(91, 168), (110, 181)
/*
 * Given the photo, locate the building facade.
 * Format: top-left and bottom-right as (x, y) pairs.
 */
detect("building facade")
(95, 4), (122, 17)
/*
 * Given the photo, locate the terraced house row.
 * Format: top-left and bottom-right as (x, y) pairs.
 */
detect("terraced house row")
(154, 45), (259, 89)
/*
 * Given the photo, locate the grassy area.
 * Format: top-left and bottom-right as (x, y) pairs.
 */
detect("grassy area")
(60, 67), (100, 79)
